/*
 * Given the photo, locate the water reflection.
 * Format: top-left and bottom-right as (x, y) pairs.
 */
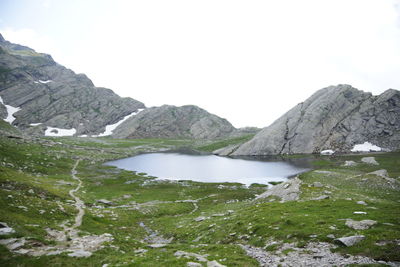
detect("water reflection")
(105, 153), (311, 186)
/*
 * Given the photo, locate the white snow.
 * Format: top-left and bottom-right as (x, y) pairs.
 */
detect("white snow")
(45, 127), (77, 137)
(321, 149), (335, 155)
(95, 109), (144, 137)
(351, 142), (381, 152)
(34, 80), (52, 84)
(0, 96), (21, 124)
(39, 80), (52, 84)
(30, 123), (42, 126)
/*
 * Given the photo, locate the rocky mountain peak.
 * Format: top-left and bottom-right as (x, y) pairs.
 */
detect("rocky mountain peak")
(216, 85), (400, 155)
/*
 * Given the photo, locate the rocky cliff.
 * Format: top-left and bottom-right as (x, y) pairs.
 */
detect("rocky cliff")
(112, 105), (236, 139)
(220, 85), (400, 155)
(0, 33), (145, 136)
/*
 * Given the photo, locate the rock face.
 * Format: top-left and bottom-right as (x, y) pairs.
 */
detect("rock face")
(0, 33), (145, 136)
(229, 85), (400, 155)
(112, 105), (236, 139)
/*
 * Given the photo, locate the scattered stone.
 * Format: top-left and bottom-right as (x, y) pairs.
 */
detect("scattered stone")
(312, 182), (323, 187)
(194, 216), (208, 222)
(356, 201), (367, 205)
(148, 243), (167, 248)
(255, 177), (302, 202)
(313, 195), (330, 200)
(207, 260), (226, 267)
(67, 250), (92, 257)
(134, 248), (148, 254)
(96, 199), (114, 206)
(345, 219), (377, 230)
(327, 234), (335, 239)
(28, 189), (34, 194)
(353, 211), (367, 215)
(361, 157), (379, 165)
(0, 238), (26, 250)
(320, 150), (334, 155)
(187, 262), (202, 267)
(0, 222), (16, 235)
(344, 160), (357, 167)
(122, 194), (132, 199)
(335, 235), (365, 247)
(240, 241), (379, 266)
(345, 198), (352, 201)
(368, 169), (388, 177)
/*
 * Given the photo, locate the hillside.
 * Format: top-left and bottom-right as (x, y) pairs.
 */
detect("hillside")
(217, 85), (400, 155)
(112, 105), (238, 139)
(0, 33), (145, 137)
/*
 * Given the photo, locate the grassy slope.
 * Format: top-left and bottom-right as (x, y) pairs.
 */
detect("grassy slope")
(0, 135), (399, 266)
(195, 134), (255, 153)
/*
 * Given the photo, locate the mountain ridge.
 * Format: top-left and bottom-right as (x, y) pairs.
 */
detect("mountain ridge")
(216, 84), (400, 155)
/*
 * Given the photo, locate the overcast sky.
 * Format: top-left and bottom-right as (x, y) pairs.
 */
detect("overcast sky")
(1, 0), (399, 128)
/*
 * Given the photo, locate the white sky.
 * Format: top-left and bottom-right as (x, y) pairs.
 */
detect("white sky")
(1, 0), (399, 128)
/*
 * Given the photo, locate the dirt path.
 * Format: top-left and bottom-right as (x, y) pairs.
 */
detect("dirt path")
(66, 159), (85, 238)
(0, 159), (113, 257)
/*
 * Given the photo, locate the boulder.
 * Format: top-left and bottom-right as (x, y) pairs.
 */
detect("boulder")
(229, 85), (400, 155)
(361, 157), (379, 165)
(335, 235), (365, 246)
(345, 219), (377, 230)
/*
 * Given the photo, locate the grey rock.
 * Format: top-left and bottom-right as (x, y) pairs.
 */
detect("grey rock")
(0, 222), (15, 235)
(335, 235), (365, 246)
(255, 177), (302, 202)
(312, 182), (323, 187)
(96, 199), (114, 206)
(207, 260), (226, 267)
(67, 249), (92, 257)
(344, 160), (357, 166)
(147, 243), (167, 248)
(194, 216), (208, 222)
(0, 34), (145, 136)
(345, 219), (377, 230)
(368, 169), (388, 177)
(187, 262), (202, 267)
(313, 195), (330, 200)
(361, 157), (379, 165)
(112, 105), (236, 139)
(230, 85), (400, 155)
(356, 201), (367, 205)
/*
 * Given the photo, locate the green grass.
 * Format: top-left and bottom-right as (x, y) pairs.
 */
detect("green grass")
(195, 134), (255, 152)
(0, 134), (399, 266)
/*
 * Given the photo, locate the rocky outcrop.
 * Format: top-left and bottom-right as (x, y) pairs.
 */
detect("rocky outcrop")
(0, 33), (145, 136)
(227, 85), (400, 155)
(112, 105), (236, 139)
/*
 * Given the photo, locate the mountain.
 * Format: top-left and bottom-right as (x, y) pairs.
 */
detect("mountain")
(217, 84), (400, 155)
(0, 33), (145, 136)
(112, 104), (237, 139)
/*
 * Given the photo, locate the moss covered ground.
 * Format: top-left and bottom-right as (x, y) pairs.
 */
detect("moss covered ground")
(0, 135), (399, 266)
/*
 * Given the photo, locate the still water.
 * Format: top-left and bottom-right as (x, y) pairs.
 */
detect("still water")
(105, 153), (310, 186)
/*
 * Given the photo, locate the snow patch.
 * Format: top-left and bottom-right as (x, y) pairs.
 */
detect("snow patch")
(45, 127), (76, 137)
(34, 80), (52, 84)
(39, 80), (52, 84)
(30, 123), (42, 126)
(351, 142), (381, 152)
(95, 109), (144, 137)
(321, 150), (335, 155)
(0, 96), (21, 124)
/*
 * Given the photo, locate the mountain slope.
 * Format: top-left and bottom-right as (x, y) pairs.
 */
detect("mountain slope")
(112, 104), (237, 139)
(224, 84), (400, 155)
(0, 33), (145, 136)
